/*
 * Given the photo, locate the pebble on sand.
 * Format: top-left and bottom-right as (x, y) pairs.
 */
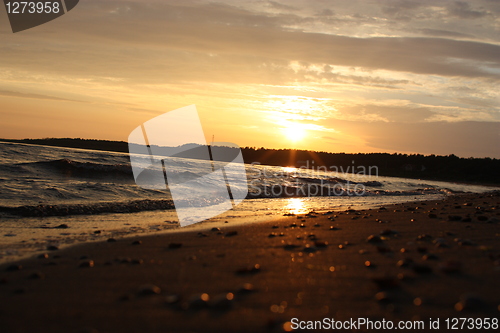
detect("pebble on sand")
(185, 293), (210, 309)
(236, 264), (261, 275)
(168, 242), (183, 249)
(303, 245), (318, 253)
(454, 293), (487, 311)
(210, 293), (234, 309)
(367, 235), (383, 243)
(47, 245), (59, 251)
(375, 291), (390, 303)
(422, 253), (439, 261)
(283, 243), (300, 250)
(165, 294), (180, 304)
(365, 261), (376, 268)
(138, 284), (161, 296)
(6, 264), (23, 272)
(28, 271), (45, 279)
(237, 283), (255, 294)
(314, 240), (328, 248)
(79, 260), (95, 268)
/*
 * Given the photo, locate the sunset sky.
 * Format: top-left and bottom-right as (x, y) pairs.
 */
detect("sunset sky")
(0, 0), (499, 158)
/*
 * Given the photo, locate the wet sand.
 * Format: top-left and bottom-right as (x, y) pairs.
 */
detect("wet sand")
(0, 192), (499, 333)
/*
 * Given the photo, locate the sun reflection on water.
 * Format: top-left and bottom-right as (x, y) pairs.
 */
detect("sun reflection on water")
(284, 197), (309, 215)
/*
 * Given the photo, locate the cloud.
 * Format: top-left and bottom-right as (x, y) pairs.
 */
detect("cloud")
(448, 1), (490, 19)
(418, 29), (475, 39)
(0, 89), (83, 103)
(336, 104), (436, 123)
(1, 1), (500, 86)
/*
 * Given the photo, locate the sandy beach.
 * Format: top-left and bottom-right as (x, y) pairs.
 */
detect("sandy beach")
(0, 192), (499, 333)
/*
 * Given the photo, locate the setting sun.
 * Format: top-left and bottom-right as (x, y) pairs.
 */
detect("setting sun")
(282, 122), (307, 142)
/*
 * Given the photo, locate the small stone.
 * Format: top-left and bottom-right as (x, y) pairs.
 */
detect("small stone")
(211, 227), (221, 231)
(168, 242), (183, 249)
(6, 264), (22, 272)
(118, 294), (133, 302)
(455, 293), (487, 311)
(210, 292), (234, 309)
(329, 226), (340, 230)
(268, 233), (277, 238)
(417, 234), (432, 241)
(413, 297), (424, 306)
(367, 235), (383, 243)
(237, 283), (255, 294)
(165, 294), (180, 304)
(314, 240), (328, 248)
(422, 253), (439, 261)
(55, 224), (69, 229)
(131, 259), (144, 265)
(37, 253), (49, 259)
(131, 240), (142, 245)
(79, 260), (95, 268)
(375, 291), (390, 303)
(138, 284), (161, 296)
(397, 258), (413, 268)
(186, 293), (210, 309)
(47, 245), (59, 251)
(380, 229), (398, 236)
(303, 245), (318, 253)
(107, 238), (117, 242)
(365, 261), (376, 268)
(283, 243), (300, 250)
(28, 271), (45, 279)
(225, 231), (238, 237)
(119, 257), (132, 264)
(236, 264), (261, 275)
(93, 230), (101, 234)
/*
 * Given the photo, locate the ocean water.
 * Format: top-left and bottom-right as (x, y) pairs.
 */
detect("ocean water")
(0, 141), (497, 262)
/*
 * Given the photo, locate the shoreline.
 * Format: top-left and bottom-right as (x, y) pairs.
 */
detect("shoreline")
(0, 192), (499, 332)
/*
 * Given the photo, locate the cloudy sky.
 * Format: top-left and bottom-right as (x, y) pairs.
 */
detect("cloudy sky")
(0, 0), (499, 157)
